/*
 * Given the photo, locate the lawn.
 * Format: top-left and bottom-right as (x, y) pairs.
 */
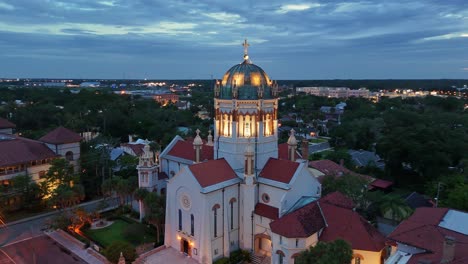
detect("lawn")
(83, 219), (156, 248)
(309, 137), (328, 144)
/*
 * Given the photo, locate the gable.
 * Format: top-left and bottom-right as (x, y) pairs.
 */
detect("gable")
(259, 158), (300, 184)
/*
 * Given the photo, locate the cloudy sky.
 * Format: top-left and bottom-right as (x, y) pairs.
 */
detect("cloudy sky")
(0, 0), (467, 79)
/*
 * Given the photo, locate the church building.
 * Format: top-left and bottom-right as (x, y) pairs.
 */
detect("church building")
(138, 41), (386, 264)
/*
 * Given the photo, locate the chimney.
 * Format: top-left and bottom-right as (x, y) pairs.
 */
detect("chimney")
(441, 236), (456, 263)
(339, 159), (344, 167)
(301, 139), (309, 160)
(193, 129), (203, 163)
(128, 134), (133, 143)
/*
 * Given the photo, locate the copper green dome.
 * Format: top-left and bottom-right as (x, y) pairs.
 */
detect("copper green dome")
(216, 40), (278, 100)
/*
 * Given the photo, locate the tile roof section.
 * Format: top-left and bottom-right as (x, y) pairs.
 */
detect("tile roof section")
(121, 143), (145, 156)
(259, 158), (300, 184)
(309, 159), (354, 176)
(0, 118), (16, 129)
(388, 208), (468, 264)
(269, 192), (385, 252)
(167, 139), (213, 162)
(188, 158), (238, 188)
(320, 202), (386, 251)
(270, 201), (326, 238)
(369, 179), (393, 189)
(319, 191), (355, 209)
(0, 134), (58, 166)
(39, 127), (82, 144)
(254, 203), (279, 220)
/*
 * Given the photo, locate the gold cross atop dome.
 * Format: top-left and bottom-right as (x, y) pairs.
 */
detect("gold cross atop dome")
(242, 39), (250, 61)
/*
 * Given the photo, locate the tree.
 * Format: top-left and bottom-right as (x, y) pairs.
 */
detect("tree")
(295, 239), (353, 264)
(103, 241), (136, 264)
(42, 158), (85, 209)
(143, 192), (165, 244)
(444, 184), (468, 211)
(376, 194), (412, 222)
(9, 174), (42, 210)
(321, 174), (373, 210)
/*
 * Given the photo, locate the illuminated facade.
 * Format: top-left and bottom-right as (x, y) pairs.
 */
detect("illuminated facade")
(213, 40), (280, 171)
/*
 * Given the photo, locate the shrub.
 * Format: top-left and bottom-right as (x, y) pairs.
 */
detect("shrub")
(103, 241), (136, 264)
(213, 257), (230, 264)
(230, 249), (251, 263)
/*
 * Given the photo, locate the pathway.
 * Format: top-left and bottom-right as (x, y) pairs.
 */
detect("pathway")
(46, 230), (105, 264)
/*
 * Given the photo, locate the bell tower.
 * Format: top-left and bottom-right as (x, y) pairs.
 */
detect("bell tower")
(213, 40), (279, 171)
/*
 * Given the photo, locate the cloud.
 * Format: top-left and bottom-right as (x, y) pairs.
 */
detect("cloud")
(0, 2), (14, 10)
(276, 3), (321, 14)
(0, 0), (468, 78)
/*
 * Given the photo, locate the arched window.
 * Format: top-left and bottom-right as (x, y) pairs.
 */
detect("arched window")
(229, 198), (237, 230)
(65, 151), (74, 161)
(178, 209), (182, 230)
(212, 204), (220, 237)
(191, 214), (194, 236)
(276, 250), (285, 264)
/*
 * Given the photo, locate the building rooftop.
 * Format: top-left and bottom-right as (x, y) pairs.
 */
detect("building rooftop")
(259, 158), (300, 184)
(0, 117), (15, 129)
(188, 158), (238, 188)
(0, 133), (57, 167)
(39, 126), (81, 144)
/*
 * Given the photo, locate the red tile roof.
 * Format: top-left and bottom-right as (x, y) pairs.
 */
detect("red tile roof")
(369, 179), (393, 189)
(269, 192), (386, 252)
(188, 158), (238, 188)
(320, 202), (386, 252)
(254, 203), (279, 220)
(310, 159), (380, 186)
(270, 201), (326, 238)
(388, 208), (468, 264)
(39, 127), (81, 144)
(122, 143), (145, 156)
(259, 158), (300, 184)
(278, 143), (289, 160)
(320, 191), (355, 209)
(167, 139), (213, 162)
(309, 159), (353, 176)
(0, 134), (57, 166)
(0, 118), (15, 129)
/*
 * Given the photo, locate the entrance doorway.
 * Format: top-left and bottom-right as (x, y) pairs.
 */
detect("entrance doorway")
(181, 239), (191, 256)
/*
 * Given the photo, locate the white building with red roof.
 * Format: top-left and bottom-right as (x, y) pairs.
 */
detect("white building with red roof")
(140, 43), (387, 264)
(144, 43), (326, 264)
(0, 125), (81, 188)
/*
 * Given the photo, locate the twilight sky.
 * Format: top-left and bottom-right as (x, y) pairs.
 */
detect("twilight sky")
(0, 0), (468, 79)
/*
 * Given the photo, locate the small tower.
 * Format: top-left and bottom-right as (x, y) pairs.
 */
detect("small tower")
(137, 144), (159, 221)
(240, 140), (256, 250)
(206, 130), (214, 146)
(287, 129), (298, 161)
(193, 129), (203, 163)
(118, 252), (126, 264)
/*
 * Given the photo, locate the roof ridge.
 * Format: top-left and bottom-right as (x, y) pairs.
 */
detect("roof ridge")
(317, 201), (328, 227)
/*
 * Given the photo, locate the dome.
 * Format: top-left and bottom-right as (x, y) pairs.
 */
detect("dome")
(215, 40), (278, 100)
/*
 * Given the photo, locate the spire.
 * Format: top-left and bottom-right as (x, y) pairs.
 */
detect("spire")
(242, 39), (250, 63)
(118, 252), (126, 264)
(287, 129), (297, 161)
(193, 129), (203, 163)
(139, 143), (155, 167)
(206, 130), (213, 146)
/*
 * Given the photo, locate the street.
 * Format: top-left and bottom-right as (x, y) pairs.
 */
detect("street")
(0, 197), (119, 248)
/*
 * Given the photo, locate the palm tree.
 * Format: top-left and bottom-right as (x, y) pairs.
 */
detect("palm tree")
(143, 192), (166, 244)
(378, 194), (413, 222)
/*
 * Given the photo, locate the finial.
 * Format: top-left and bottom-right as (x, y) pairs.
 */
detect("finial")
(287, 128), (297, 146)
(193, 128), (203, 146)
(242, 39), (250, 62)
